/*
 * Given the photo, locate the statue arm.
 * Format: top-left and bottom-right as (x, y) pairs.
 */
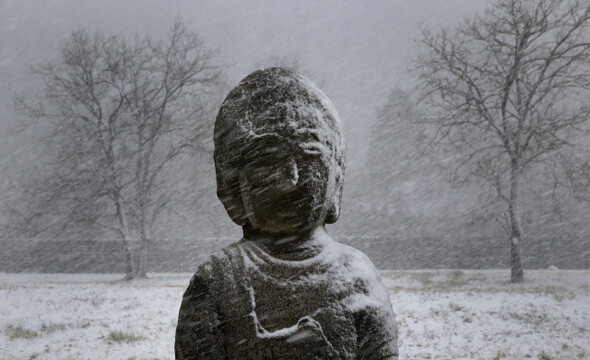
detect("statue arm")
(175, 273), (226, 360)
(354, 302), (399, 360)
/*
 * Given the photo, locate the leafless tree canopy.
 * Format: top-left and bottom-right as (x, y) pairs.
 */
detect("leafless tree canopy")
(414, 0), (590, 282)
(10, 21), (223, 279)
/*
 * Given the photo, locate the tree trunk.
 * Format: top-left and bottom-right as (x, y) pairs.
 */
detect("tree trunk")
(123, 238), (136, 281)
(136, 226), (148, 279)
(115, 198), (136, 280)
(134, 130), (148, 279)
(508, 160), (524, 283)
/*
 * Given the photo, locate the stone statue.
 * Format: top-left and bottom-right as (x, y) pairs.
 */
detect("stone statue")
(175, 67), (398, 359)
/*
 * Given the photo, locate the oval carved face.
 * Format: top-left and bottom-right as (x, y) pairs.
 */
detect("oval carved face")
(238, 135), (333, 236)
(214, 67), (346, 230)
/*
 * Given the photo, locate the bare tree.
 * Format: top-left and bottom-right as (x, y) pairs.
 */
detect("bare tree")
(553, 146), (590, 202)
(541, 144), (590, 231)
(12, 21), (222, 279)
(366, 88), (428, 235)
(414, 0), (590, 282)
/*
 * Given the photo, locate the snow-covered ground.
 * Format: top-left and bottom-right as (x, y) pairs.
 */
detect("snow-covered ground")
(0, 270), (588, 360)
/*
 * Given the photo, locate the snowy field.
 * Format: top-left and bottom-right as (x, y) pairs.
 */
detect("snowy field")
(0, 270), (588, 360)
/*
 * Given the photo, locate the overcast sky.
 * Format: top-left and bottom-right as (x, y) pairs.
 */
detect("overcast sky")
(0, 0), (490, 205)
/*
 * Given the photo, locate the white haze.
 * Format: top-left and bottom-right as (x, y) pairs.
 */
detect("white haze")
(0, 0), (490, 217)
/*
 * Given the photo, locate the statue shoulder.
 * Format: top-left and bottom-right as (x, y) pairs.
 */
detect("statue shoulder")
(332, 242), (381, 278)
(186, 241), (245, 292)
(331, 242), (393, 303)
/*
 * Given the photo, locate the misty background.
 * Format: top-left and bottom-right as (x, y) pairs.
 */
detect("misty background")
(1, 0), (588, 273)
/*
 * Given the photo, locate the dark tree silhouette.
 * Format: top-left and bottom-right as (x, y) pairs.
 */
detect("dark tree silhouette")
(11, 21), (222, 279)
(414, 0), (590, 282)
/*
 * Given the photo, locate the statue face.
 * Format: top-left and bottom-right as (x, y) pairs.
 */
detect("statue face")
(239, 133), (333, 236)
(214, 67), (346, 231)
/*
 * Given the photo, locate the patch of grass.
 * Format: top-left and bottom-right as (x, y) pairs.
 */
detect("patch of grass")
(380, 271), (404, 280)
(539, 350), (553, 360)
(157, 283), (186, 288)
(534, 285), (574, 301)
(409, 272), (435, 286)
(493, 350), (507, 359)
(399, 270), (483, 289)
(5, 325), (38, 340)
(447, 270), (471, 286)
(448, 269), (464, 280)
(107, 330), (145, 343)
(40, 322), (67, 333)
(449, 302), (464, 312)
(439, 279), (468, 288)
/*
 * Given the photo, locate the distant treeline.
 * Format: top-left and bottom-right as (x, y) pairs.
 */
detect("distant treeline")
(0, 236), (588, 273)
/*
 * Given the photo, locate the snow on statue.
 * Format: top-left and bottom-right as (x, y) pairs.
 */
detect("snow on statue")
(175, 67), (398, 359)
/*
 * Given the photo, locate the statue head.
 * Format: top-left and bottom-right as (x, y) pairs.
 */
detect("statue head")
(214, 67), (346, 236)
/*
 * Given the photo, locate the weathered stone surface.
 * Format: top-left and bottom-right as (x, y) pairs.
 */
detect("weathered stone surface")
(175, 67), (398, 359)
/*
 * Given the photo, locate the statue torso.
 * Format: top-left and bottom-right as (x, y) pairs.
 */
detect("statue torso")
(175, 237), (398, 360)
